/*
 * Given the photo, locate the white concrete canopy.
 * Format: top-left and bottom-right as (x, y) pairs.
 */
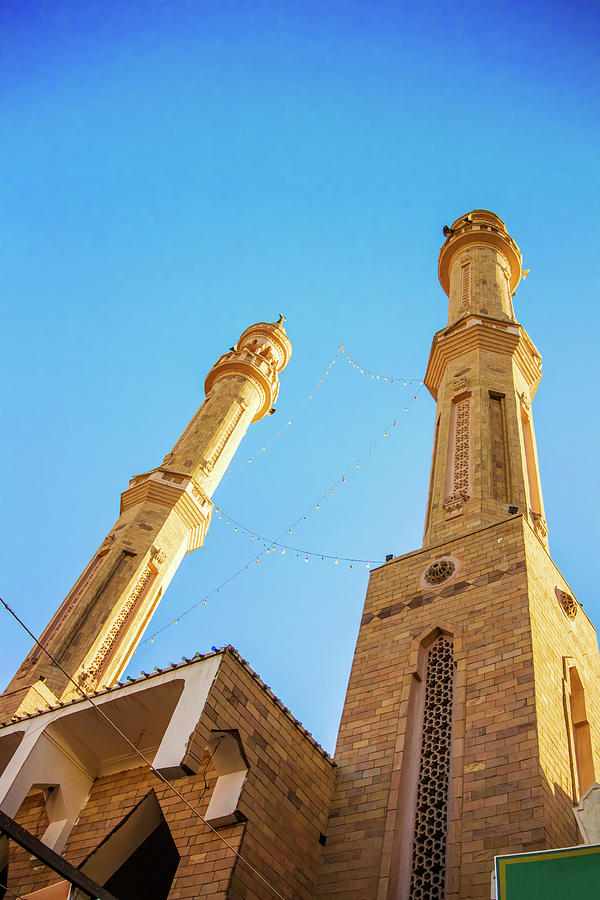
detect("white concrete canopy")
(0, 654), (222, 851)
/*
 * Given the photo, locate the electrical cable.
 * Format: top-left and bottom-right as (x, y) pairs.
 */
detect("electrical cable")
(214, 511), (379, 564)
(0, 881), (27, 900)
(0, 597), (287, 900)
(197, 736), (224, 806)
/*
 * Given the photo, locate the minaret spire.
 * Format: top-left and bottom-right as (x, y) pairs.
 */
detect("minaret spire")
(423, 210), (547, 547)
(0, 319), (291, 719)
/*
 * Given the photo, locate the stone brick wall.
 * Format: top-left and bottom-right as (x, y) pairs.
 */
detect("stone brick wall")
(5, 649), (335, 899)
(447, 246), (514, 326)
(316, 515), (600, 899)
(524, 525), (600, 849)
(195, 650), (335, 899)
(423, 340), (539, 548)
(8, 790), (53, 895)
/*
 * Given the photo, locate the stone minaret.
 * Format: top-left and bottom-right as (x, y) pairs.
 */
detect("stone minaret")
(1, 319), (291, 720)
(316, 212), (600, 899)
(423, 209), (547, 548)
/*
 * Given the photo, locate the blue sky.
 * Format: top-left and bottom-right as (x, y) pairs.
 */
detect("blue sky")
(1, 0), (599, 752)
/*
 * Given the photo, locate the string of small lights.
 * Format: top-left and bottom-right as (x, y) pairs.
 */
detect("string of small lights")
(140, 383), (425, 647)
(228, 349), (341, 472)
(214, 509), (379, 567)
(341, 345), (424, 385)
(230, 345), (423, 473)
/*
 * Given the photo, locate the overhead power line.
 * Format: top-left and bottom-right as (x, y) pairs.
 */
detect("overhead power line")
(0, 596), (287, 900)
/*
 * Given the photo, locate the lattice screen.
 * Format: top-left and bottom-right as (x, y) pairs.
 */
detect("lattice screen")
(460, 260), (470, 309)
(409, 635), (455, 899)
(453, 398), (470, 498)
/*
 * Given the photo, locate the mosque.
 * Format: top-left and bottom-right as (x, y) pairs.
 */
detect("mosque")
(1, 210), (599, 899)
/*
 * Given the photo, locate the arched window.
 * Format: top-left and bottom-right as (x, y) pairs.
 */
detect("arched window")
(388, 626), (456, 900)
(569, 667), (595, 798)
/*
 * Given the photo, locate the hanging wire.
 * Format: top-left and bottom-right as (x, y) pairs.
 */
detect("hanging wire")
(0, 882), (28, 900)
(229, 344), (423, 473)
(341, 345), (424, 385)
(214, 510), (379, 565)
(228, 349), (341, 472)
(140, 383), (425, 647)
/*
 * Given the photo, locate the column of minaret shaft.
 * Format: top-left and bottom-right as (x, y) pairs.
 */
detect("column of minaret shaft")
(422, 209), (548, 549)
(0, 320), (291, 721)
(315, 210), (594, 900)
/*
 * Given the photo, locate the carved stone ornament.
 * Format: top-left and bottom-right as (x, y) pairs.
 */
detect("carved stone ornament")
(519, 391), (531, 411)
(531, 511), (548, 539)
(556, 586), (578, 621)
(190, 484), (208, 506)
(151, 546), (166, 566)
(100, 534), (115, 550)
(443, 490), (469, 514)
(79, 561), (158, 688)
(445, 394), (471, 517)
(162, 472), (186, 485)
(452, 376), (469, 394)
(423, 557), (457, 586)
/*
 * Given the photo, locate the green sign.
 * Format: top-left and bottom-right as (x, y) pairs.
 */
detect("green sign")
(495, 844), (600, 899)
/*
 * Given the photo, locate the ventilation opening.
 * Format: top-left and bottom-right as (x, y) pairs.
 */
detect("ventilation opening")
(78, 789), (179, 900)
(460, 260), (470, 309)
(409, 635), (454, 899)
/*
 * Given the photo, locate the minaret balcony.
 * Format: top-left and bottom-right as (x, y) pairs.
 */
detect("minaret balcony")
(424, 314), (542, 400)
(120, 468), (213, 551)
(204, 349), (281, 421)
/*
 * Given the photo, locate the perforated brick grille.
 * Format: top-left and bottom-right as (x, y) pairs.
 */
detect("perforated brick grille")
(460, 260), (470, 309)
(423, 558), (456, 585)
(409, 635), (454, 899)
(453, 397), (470, 497)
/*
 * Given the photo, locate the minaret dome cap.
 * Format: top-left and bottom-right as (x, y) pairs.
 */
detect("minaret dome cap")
(438, 209), (523, 297)
(237, 319), (293, 372)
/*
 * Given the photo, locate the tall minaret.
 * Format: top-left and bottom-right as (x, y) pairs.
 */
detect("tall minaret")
(316, 213), (600, 899)
(1, 319), (291, 720)
(423, 209), (547, 548)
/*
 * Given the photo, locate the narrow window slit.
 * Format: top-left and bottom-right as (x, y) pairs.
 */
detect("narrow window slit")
(409, 635), (454, 900)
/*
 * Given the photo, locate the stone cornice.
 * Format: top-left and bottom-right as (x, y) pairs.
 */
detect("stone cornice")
(120, 469), (213, 547)
(424, 316), (542, 399)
